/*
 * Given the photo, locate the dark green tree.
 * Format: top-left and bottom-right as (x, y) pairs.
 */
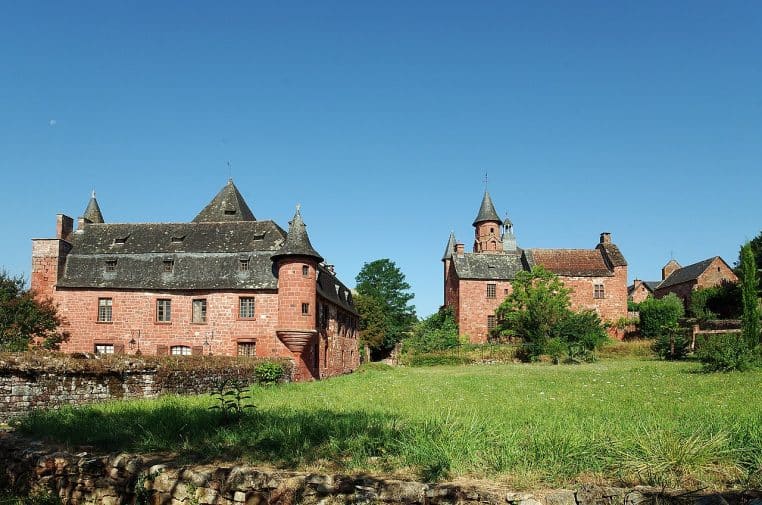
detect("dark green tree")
(355, 259), (416, 355)
(638, 294), (684, 340)
(740, 242), (761, 350)
(404, 306), (460, 354)
(737, 231), (762, 293)
(0, 271), (69, 351)
(354, 292), (388, 352)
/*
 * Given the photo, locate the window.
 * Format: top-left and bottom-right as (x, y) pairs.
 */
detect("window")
(95, 344), (114, 354)
(97, 298), (112, 322)
(163, 259), (174, 273)
(192, 299), (207, 323)
(170, 345), (191, 356)
(594, 284), (605, 299)
(237, 342), (256, 356)
(156, 299), (171, 322)
(224, 209), (237, 215)
(239, 297), (255, 318)
(302, 265), (309, 277)
(302, 303), (310, 315)
(504, 288), (509, 295)
(486, 283), (496, 299)
(113, 236), (128, 245)
(239, 259), (250, 271)
(487, 315), (497, 331)
(105, 259), (117, 272)
(170, 235), (185, 244)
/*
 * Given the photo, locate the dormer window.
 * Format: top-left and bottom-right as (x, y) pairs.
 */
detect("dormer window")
(105, 259), (117, 272)
(170, 235), (185, 244)
(224, 209), (237, 215)
(113, 235), (129, 245)
(239, 259), (250, 271)
(163, 259), (174, 273)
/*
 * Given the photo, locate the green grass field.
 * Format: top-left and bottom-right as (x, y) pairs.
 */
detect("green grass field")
(15, 357), (762, 489)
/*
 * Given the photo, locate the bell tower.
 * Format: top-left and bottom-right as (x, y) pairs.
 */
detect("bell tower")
(473, 191), (504, 253)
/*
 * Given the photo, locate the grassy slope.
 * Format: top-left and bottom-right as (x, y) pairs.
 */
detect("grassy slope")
(16, 359), (762, 488)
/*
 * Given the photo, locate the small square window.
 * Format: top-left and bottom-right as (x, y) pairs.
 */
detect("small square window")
(487, 315), (497, 330)
(486, 283), (496, 299)
(239, 259), (250, 271)
(192, 299), (207, 323)
(239, 297), (255, 318)
(170, 345), (191, 356)
(95, 344), (114, 354)
(163, 260), (174, 273)
(157, 299), (171, 322)
(302, 303), (310, 315)
(594, 284), (605, 299)
(98, 298), (112, 322)
(105, 259), (117, 272)
(237, 342), (256, 356)
(302, 265), (309, 277)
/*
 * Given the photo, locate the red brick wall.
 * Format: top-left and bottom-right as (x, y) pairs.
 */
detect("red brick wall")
(31, 239), (70, 299)
(629, 282), (651, 304)
(562, 266), (628, 325)
(696, 258), (738, 289)
(456, 279), (514, 343)
(317, 297), (359, 379)
(276, 259), (318, 333)
(474, 222), (502, 253)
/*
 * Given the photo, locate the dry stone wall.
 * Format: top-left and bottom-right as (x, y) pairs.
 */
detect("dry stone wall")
(0, 353), (293, 422)
(1, 434), (759, 505)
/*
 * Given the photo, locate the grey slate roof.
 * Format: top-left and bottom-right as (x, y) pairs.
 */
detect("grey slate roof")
(442, 232), (456, 261)
(657, 257), (723, 289)
(597, 243), (628, 267)
(83, 194), (105, 223)
(193, 180), (256, 222)
(628, 280), (660, 296)
(271, 207), (323, 263)
(317, 266), (358, 314)
(58, 221), (286, 290)
(473, 191), (502, 225)
(451, 251), (526, 280)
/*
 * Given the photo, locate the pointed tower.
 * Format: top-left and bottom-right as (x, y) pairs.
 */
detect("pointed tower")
(193, 179), (256, 222)
(473, 191), (503, 253)
(662, 259), (681, 281)
(502, 215), (517, 252)
(272, 206), (323, 380)
(442, 231), (456, 305)
(77, 191), (105, 230)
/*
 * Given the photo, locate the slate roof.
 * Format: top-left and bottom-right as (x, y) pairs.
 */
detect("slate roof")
(193, 180), (256, 223)
(657, 257), (724, 289)
(83, 194), (104, 223)
(597, 243), (628, 267)
(473, 191), (502, 225)
(525, 248), (614, 277)
(317, 266), (358, 314)
(628, 280), (660, 296)
(451, 251), (526, 280)
(271, 207), (323, 263)
(442, 232), (456, 261)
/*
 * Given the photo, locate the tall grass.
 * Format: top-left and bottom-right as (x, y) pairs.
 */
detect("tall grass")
(15, 360), (762, 488)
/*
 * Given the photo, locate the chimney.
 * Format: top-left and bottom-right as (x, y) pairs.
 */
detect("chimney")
(56, 214), (73, 241)
(600, 232), (611, 244)
(455, 243), (465, 257)
(77, 216), (92, 231)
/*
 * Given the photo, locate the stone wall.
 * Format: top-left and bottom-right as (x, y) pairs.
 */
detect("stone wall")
(0, 353), (293, 422)
(1, 434), (758, 505)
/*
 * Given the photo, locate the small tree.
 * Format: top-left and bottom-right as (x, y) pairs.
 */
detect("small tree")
(404, 306), (459, 354)
(740, 242), (761, 350)
(638, 294), (685, 340)
(0, 270), (69, 351)
(355, 292), (388, 352)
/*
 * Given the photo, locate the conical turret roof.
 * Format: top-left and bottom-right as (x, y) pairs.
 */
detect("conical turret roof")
(442, 231), (456, 261)
(83, 192), (105, 223)
(193, 179), (256, 222)
(272, 205), (323, 262)
(473, 191), (501, 226)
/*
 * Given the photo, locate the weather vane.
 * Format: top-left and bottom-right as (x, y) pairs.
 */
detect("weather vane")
(227, 161), (232, 180)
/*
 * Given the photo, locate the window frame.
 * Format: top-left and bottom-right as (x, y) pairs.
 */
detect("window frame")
(239, 259), (250, 272)
(302, 265), (309, 277)
(487, 315), (497, 331)
(301, 302), (310, 316)
(94, 343), (114, 355)
(105, 259), (117, 272)
(163, 260), (174, 273)
(192, 298), (207, 324)
(239, 297), (256, 319)
(237, 341), (256, 356)
(170, 345), (191, 356)
(156, 298), (172, 323)
(486, 283), (497, 299)
(97, 297), (113, 323)
(593, 284), (605, 299)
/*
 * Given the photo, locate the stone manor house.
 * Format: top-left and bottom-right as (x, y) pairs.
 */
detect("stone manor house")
(31, 180), (359, 380)
(442, 191), (628, 342)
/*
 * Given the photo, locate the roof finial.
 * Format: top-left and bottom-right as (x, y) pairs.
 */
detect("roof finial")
(484, 171), (488, 189)
(227, 161), (232, 182)
(91, 189), (96, 199)
(296, 203), (301, 213)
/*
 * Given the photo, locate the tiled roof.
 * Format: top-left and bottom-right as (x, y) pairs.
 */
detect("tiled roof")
(451, 251), (526, 280)
(525, 248), (614, 277)
(597, 243), (628, 267)
(658, 257), (724, 289)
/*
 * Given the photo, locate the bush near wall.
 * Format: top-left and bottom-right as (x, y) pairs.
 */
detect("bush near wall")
(638, 294), (685, 340)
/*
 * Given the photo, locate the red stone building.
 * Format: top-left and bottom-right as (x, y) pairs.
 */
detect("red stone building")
(627, 279), (660, 303)
(652, 256), (738, 307)
(31, 181), (359, 381)
(442, 191), (628, 343)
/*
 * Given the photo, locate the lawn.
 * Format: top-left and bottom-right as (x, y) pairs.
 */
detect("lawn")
(15, 358), (762, 489)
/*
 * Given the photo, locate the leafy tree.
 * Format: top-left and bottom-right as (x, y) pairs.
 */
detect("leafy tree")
(638, 294), (684, 340)
(652, 322), (690, 360)
(494, 266), (607, 362)
(355, 259), (416, 355)
(0, 271), (69, 351)
(689, 283), (741, 320)
(355, 292), (388, 351)
(740, 242), (761, 350)
(404, 306), (459, 354)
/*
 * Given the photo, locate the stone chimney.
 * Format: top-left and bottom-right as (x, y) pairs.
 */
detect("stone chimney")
(56, 214), (73, 241)
(455, 243), (465, 257)
(600, 232), (611, 244)
(77, 216), (92, 231)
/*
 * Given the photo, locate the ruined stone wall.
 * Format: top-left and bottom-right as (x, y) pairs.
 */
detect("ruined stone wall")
(0, 434), (757, 505)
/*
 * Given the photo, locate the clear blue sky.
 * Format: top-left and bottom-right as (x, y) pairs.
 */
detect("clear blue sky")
(1, 1), (760, 317)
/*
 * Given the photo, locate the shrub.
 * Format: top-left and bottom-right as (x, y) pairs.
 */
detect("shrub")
(652, 322), (690, 360)
(696, 333), (757, 372)
(639, 294), (685, 339)
(544, 337), (566, 364)
(254, 361), (285, 385)
(403, 307), (459, 354)
(690, 284), (741, 320)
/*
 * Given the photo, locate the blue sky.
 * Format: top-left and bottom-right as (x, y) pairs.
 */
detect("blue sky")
(1, 1), (760, 317)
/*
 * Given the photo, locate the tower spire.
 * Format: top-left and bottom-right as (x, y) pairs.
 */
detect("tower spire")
(82, 191), (105, 224)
